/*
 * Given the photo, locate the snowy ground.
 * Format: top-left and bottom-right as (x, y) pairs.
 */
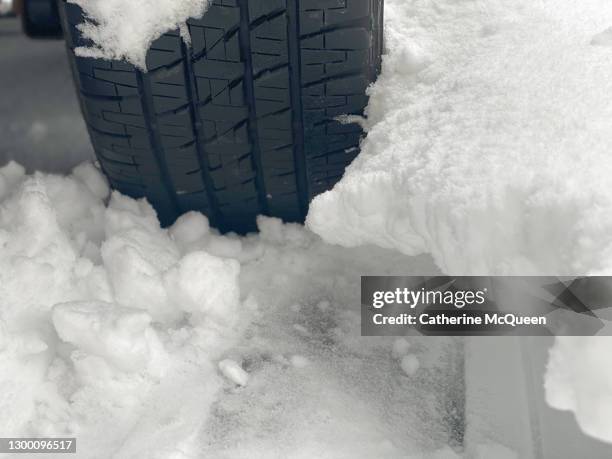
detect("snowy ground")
(0, 162), (467, 458)
(3, 1), (612, 457)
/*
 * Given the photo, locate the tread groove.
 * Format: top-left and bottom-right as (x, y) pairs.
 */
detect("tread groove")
(136, 71), (182, 220)
(287, 0), (309, 217)
(180, 41), (222, 227)
(238, 0), (270, 217)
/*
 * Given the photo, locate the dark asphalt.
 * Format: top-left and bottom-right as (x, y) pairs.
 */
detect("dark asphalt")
(0, 17), (93, 173)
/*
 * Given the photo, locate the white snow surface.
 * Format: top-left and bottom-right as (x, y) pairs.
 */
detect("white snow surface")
(307, 0), (612, 277)
(545, 336), (612, 444)
(69, 0), (209, 69)
(0, 161), (474, 458)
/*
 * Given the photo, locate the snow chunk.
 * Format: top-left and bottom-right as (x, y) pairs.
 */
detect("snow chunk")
(392, 338), (411, 359)
(164, 251), (240, 326)
(257, 215), (315, 248)
(290, 355), (310, 368)
(52, 301), (160, 373)
(218, 359), (249, 387)
(169, 211), (210, 247)
(400, 355), (420, 376)
(71, 162), (109, 200)
(545, 337), (612, 443)
(69, 0), (210, 69)
(307, 0), (612, 276)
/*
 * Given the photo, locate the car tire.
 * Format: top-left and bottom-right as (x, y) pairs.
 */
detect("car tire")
(59, 0), (384, 232)
(22, 0), (62, 38)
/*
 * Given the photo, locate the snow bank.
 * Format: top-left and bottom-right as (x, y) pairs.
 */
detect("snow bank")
(305, 1), (612, 443)
(69, 0), (209, 69)
(307, 0), (612, 276)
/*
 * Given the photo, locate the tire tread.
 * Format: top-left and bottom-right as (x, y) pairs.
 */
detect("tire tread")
(59, 0), (383, 231)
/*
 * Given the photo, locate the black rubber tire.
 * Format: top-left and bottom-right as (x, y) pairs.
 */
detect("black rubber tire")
(23, 0), (63, 38)
(59, 0), (384, 232)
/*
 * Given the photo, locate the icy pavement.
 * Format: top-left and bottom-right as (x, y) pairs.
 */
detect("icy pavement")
(0, 162), (468, 458)
(307, 0), (612, 276)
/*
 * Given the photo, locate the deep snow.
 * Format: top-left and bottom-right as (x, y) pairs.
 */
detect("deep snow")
(307, 0), (612, 277)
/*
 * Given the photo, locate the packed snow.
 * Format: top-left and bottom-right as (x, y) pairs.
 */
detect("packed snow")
(69, 0), (209, 69)
(307, 0), (612, 277)
(0, 161), (477, 457)
(392, 337), (411, 359)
